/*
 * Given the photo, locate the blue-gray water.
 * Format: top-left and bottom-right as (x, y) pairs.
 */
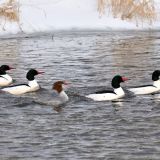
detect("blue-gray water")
(0, 31), (160, 159)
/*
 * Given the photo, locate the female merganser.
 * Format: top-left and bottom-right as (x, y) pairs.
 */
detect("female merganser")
(26, 81), (69, 106)
(86, 75), (128, 101)
(0, 65), (15, 87)
(1, 69), (44, 95)
(128, 70), (160, 95)
(52, 81), (69, 102)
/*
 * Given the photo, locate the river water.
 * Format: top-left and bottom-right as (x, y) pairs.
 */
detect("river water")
(0, 31), (160, 159)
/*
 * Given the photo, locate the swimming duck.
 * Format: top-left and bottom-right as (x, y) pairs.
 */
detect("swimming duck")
(86, 75), (128, 101)
(128, 70), (160, 95)
(1, 69), (44, 95)
(0, 65), (15, 87)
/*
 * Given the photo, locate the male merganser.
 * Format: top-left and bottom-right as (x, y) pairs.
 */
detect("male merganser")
(0, 65), (15, 87)
(86, 75), (128, 101)
(1, 69), (44, 95)
(128, 70), (160, 95)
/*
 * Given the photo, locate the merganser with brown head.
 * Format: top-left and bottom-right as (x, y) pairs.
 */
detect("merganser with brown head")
(1, 69), (44, 95)
(25, 80), (70, 106)
(52, 81), (69, 102)
(86, 75), (128, 101)
(0, 65), (15, 87)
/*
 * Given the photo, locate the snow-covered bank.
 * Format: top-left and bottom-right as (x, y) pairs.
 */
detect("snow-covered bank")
(0, 0), (160, 36)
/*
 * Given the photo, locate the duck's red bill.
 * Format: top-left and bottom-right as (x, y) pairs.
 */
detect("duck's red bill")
(37, 71), (45, 74)
(122, 77), (129, 81)
(9, 66), (15, 70)
(63, 81), (71, 85)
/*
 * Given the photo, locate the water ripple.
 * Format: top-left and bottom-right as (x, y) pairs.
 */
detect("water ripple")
(0, 31), (160, 159)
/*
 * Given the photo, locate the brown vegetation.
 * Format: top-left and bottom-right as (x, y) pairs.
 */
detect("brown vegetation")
(0, 0), (20, 30)
(98, 0), (156, 26)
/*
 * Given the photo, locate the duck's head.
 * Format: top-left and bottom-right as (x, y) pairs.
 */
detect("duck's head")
(26, 69), (44, 81)
(52, 81), (69, 93)
(152, 70), (160, 81)
(111, 75), (128, 89)
(0, 65), (15, 75)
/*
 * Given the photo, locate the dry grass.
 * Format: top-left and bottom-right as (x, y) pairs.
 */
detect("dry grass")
(0, 0), (19, 22)
(98, 0), (156, 26)
(0, 0), (20, 30)
(98, 0), (107, 15)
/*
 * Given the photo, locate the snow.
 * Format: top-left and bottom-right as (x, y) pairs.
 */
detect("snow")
(0, 0), (160, 36)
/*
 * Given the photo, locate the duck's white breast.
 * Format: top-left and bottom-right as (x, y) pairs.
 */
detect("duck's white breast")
(59, 91), (69, 102)
(28, 80), (40, 92)
(0, 74), (12, 86)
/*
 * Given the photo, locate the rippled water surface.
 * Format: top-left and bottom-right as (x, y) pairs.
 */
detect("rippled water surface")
(1, 31), (160, 159)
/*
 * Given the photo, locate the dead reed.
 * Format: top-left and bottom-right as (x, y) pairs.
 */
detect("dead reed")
(0, 0), (20, 30)
(0, 0), (19, 22)
(98, 0), (156, 26)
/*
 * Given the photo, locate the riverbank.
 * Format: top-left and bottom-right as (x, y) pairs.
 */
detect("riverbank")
(0, 0), (160, 36)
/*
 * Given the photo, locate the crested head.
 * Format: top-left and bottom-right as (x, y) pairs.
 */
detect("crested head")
(152, 70), (160, 81)
(0, 65), (13, 75)
(26, 69), (44, 81)
(111, 75), (128, 88)
(52, 81), (68, 93)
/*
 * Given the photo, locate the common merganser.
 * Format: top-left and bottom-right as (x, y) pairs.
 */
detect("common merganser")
(25, 81), (69, 106)
(86, 75), (128, 101)
(0, 65), (15, 87)
(1, 69), (44, 95)
(52, 81), (69, 102)
(128, 70), (160, 95)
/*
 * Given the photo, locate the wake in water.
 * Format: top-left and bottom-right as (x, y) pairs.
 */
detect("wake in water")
(0, 85), (136, 108)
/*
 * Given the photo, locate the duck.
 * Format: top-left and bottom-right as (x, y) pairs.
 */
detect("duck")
(128, 70), (160, 95)
(0, 65), (15, 87)
(52, 81), (69, 102)
(85, 75), (128, 101)
(1, 69), (44, 95)
(25, 80), (70, 106)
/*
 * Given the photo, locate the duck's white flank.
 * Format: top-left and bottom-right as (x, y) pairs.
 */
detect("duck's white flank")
(86, 87), (125, 101)
(129, 80), (160, 95)
(2, 80), (40, 95)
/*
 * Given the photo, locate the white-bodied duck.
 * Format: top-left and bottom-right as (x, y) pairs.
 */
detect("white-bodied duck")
(128, 70), (160, 95)
(1, 69), (44, 95)
(86, 75), (128, 101)
(0, 65), (15, 87)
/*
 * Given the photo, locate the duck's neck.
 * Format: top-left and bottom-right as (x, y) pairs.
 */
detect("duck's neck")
(28, 80), (40, 90)
(1, 74), (12, 81)
(59, 90), (69, 102)
(114, 87), (125, 96)
(153, 80), (160, 88)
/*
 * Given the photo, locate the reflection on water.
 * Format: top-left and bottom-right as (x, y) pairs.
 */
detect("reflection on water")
(0, 31), (160, 159)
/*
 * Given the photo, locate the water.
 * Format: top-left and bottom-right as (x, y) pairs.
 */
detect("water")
(0, 31), (160, 159)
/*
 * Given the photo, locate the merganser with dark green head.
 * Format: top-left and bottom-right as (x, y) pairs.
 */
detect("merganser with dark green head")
(1, 69), (44, 95)
(86, 75), (128, 101)
(0, 65), (15, 87)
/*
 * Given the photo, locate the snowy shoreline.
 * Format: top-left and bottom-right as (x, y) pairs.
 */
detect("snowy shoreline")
(0, 29), (160, 40)
(0, 0), (159, 37)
